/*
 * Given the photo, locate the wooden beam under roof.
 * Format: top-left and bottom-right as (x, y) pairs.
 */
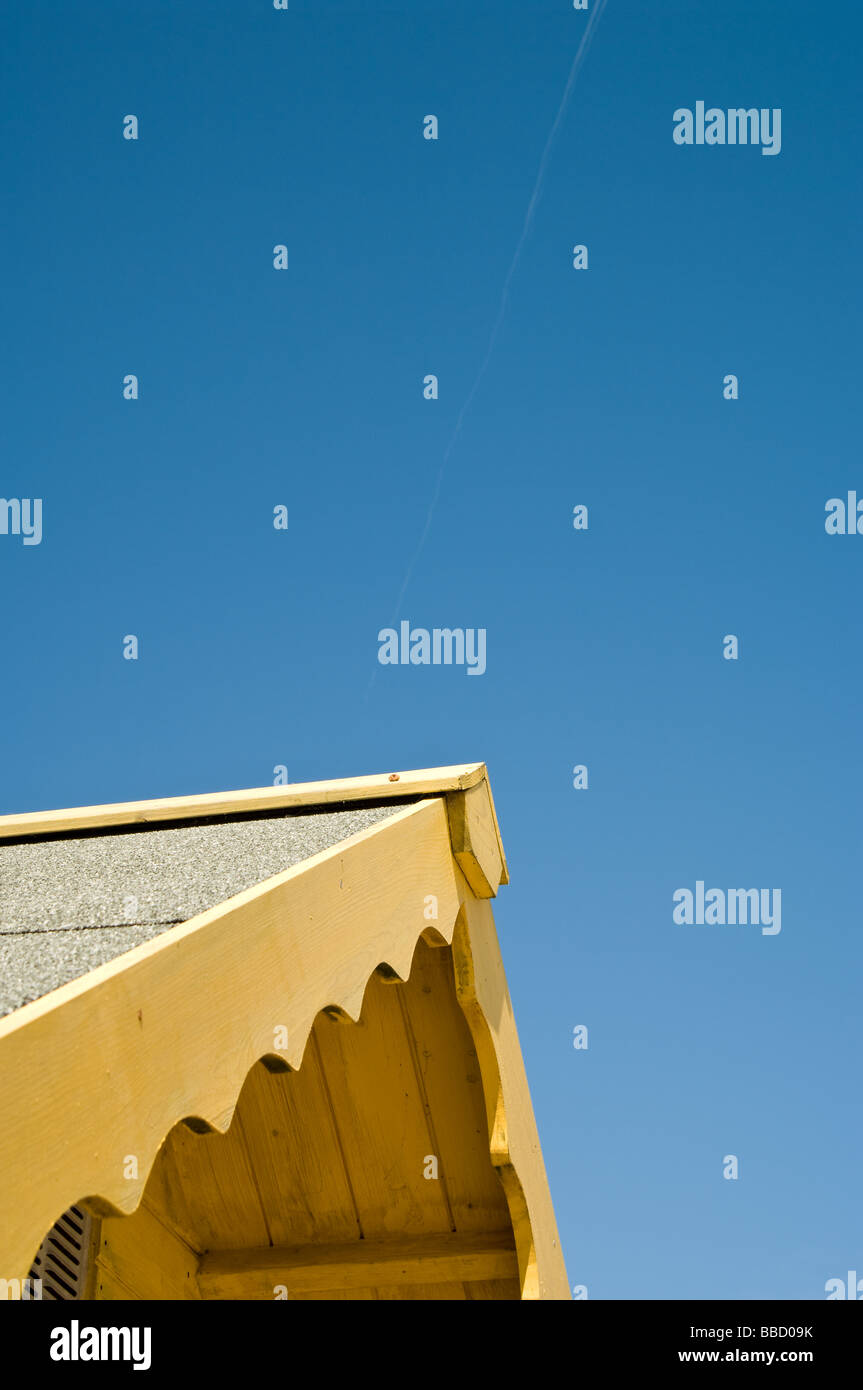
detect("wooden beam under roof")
(197, 1231), (519, 1298)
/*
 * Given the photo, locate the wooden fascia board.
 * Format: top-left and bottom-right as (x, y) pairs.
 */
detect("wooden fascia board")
(197, 1231), (518, 1297)
(0, 764), (487, 841)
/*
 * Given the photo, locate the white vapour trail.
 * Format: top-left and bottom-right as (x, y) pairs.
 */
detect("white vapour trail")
(385, 0), (610, 627)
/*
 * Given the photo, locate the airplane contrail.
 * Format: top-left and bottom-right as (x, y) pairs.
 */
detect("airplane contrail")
(367, 0), (610, 695)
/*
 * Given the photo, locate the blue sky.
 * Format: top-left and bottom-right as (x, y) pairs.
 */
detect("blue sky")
(1, 0), (860, 1299)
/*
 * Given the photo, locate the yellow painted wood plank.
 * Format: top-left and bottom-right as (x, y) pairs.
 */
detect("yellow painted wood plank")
(447, 781), (506, 897)
(92, 1261), (141, 1301)
(197, 1231), (518, 1298)
(312, 972), (454, 1239)
(373, 1281), (469, 1300)
(131, 1141), (203, 1254)
(452, 887), (570, 1300)
(234, 1055), (362, 1247)
(288, 1288), (379, 1301)
(0, 764), (486, 839)
(396, 940), (513, 1235)
(160, 1120), (271, 1254)
(97, 1200), (201, 1300)
(464, 1278), (521, 1300)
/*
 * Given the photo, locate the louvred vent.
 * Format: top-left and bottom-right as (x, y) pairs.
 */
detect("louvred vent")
(27, 1205), (91, 1299)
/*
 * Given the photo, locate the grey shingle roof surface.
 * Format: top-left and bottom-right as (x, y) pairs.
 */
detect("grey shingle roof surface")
(0, 803), (402, 1017)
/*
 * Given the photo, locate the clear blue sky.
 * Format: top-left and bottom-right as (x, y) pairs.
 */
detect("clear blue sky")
(2, 0), (860, 1299)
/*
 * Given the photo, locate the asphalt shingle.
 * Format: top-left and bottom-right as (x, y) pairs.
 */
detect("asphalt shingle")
(0, 802), (403, 1016)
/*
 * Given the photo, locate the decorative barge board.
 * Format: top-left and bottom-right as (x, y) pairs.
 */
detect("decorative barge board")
(0, 764), (568, 1301)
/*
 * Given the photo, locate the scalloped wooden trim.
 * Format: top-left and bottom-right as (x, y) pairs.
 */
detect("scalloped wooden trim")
(0, 793), (563, 1297)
